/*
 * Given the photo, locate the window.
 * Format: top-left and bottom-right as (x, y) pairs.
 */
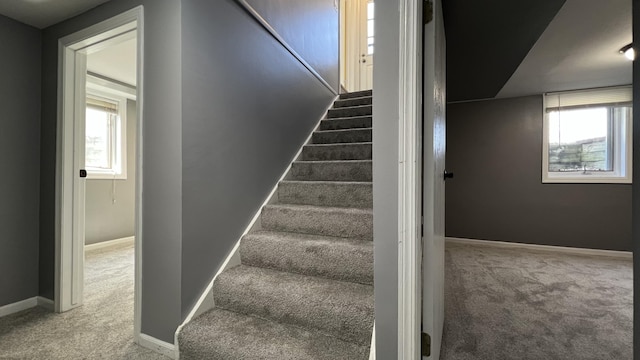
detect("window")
(543, 87), (632, 183)
(85, 91), (126, 179)
(367, 1), (374, 54)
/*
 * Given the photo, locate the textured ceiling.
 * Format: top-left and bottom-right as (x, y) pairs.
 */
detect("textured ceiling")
(0, 0), (112, 29)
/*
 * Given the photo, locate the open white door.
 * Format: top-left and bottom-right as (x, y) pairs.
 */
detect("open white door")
(358, 0), (374, 90)
(422, 0), (446, 358)
(342, 0), (374, 92)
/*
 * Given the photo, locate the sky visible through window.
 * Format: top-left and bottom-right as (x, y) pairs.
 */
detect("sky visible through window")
(548, 107), (608, 145)
(85, 107), (112, 169)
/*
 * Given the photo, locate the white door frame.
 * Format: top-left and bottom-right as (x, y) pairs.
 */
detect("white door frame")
(397, 0), (423, 358)
(55, 6), (144, 340)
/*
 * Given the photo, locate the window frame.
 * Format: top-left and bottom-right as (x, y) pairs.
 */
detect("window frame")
(85, 86), (127, 180)
(542, 87), (633, 184)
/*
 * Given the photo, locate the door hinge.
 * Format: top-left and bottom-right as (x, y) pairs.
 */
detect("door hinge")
(424, 0), (433, 25)
(421, 332), (431, 357)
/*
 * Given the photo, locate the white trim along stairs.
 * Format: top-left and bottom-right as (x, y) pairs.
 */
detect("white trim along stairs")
(178, 90), (375, 359)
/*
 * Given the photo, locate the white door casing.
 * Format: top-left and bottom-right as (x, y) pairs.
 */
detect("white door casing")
(422, 0), (446, 358)
(397, 0), (423, 358)
(56, 6), (144, 341)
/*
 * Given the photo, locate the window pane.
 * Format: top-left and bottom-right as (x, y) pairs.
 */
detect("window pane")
(548, 107), (613, 172)
(368, 2), (374, 19)
(86, 107), (112, 169)
(368, 20), (374, 37)
(368, 45), (374, 55)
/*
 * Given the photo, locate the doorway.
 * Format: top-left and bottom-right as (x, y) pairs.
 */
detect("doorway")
(55, 6), (144, 340)
(340, 0), (374, 92)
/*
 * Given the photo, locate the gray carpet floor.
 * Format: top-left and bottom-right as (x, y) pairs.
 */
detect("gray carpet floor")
(441, 241), (633, 360)
(0, 242), (168, 359)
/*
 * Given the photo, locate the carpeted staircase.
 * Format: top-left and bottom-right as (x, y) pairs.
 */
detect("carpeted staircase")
(179, 90), (374, 360)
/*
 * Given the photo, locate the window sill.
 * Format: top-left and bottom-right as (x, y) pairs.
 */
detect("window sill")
(86, 172), (127, 180)
(542, 175), (631, 184)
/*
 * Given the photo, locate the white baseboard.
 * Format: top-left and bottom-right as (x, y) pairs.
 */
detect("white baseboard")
(138, 333), (177, 359)
(0, 297), (38, 317)
(0, 296), (57, 318)
(369, 324), (376, 360)
(85, 236), (135, 251)
(37, 296), (55, 311)
(446, 237), (633, 259)
(173, 97), (339, 359)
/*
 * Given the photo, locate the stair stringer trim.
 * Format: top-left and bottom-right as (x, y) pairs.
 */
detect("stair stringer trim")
(174, 97), (337, 358)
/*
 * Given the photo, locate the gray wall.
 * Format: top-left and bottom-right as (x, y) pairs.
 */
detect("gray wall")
(180, 0), (337, 318)
(244, 0), (340, 91)
(0, 15), (41, 307)
(85, 99), (136, 245)
(372, 0), (399, 357)
(446, 95), (632, 251)
(40, 0), (182, 343)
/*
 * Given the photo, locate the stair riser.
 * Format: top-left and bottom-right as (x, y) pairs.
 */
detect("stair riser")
(312, 129), (372, 144)
(288, 161), (372, 182)
(278, 182), (372, 208)
(327, 105), (372, 118)
(240, 236), (373, 284)
(339, 90), (372, 99)
(320, 116), (372, 130)
(213, 268), (374, 345)
(261, 206), (373, 239)
(334, 97), (372, 108)
(301, 143), (372, 161)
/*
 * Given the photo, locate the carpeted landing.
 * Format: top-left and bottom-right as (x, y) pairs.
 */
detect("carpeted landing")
(178, 90), (374, 359)
(0, 242), (167, 359)
(441, 241), (632, 360)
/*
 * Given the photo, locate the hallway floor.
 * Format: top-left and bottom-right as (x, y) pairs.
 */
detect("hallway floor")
(0, 242), (167, 359)
(441, 240), (633, 360)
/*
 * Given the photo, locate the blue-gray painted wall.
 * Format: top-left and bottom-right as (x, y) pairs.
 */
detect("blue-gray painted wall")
(0, 14), (41, 307)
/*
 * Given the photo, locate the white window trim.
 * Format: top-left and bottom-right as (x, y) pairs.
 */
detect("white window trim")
(542, 87), (633, 184)
(85, 85), (127, 180)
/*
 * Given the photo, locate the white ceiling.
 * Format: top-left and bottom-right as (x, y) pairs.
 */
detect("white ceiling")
(497, 0), (632, 98)
(0, 0), (112, 29)
(87, 37), (137, 86)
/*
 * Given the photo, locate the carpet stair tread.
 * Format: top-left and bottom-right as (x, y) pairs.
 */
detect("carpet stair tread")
(179, 308), (370, 360)
(278, 180), (372, 208)
(240, 230), (373, 284)
(301, 142), (372, 161)
(261, 204), (373, 239)
(213, 265), (374, 345)
(334, 96), (372, 108)
(320, 116), (372, 130)
(327, 105), (372, 118)
(288, 160), (372, 182)
(312, 128), (372, 144)
(338, 90), (372, 99)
